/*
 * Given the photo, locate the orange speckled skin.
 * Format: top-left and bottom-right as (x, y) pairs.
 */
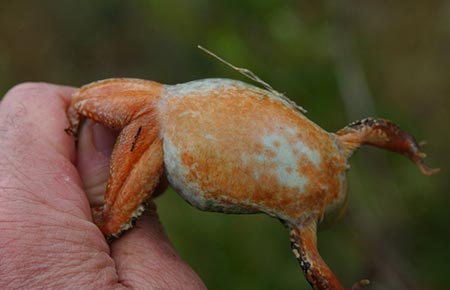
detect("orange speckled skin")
(67, 78), (436, 290)
(160, 79), (347, 224)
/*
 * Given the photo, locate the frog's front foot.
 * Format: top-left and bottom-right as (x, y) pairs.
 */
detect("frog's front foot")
(288, 219), (369, 290)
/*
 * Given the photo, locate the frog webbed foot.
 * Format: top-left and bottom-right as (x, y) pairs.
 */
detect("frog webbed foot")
(287, 219), (369, 290)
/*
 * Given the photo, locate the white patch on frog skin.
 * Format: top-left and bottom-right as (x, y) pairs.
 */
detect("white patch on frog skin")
(164, 79), (230, 98)
(177, 110), (200, 118)
(163, 137), (208, 209)
(203, 134), (216, 141)
(162, 78), (303, 114)
(243, 132), (321, 192)
(163, 137), (258, 214)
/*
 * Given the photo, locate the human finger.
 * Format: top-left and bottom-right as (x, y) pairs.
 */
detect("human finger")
(0, 82), (89, 217)
(0, 83), (119, 289)
(111, 206), (207, 290)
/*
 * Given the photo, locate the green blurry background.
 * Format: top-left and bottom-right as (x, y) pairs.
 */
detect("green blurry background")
(1, 1), (449, 289)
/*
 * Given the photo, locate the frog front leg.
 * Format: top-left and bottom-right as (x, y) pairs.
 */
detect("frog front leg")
(288, 219), (369, 290)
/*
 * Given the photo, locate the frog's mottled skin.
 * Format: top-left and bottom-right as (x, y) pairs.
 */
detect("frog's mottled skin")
(67, 78), (437, 290)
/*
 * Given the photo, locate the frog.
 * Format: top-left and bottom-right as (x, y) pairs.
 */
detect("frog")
(66, 77), (438, 290)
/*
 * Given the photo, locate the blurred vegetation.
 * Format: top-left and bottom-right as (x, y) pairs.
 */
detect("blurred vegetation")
(1, 1), (449, 289)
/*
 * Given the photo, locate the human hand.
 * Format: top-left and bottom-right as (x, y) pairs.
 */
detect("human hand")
(0, 83), (206, 289)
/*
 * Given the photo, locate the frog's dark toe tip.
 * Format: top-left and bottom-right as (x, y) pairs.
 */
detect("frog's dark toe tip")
(348, 279), (370, 290)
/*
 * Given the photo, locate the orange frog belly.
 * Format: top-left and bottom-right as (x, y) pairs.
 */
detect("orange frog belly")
(159, 79), (347, 223)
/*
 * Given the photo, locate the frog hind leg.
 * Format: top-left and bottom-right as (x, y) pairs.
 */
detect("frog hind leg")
(336, 118), (439, 176)
(95, 114), (165, 238)
(64, 78), (165, 237)
(66, 78), (164, 139)
(287, 219), (369, 290)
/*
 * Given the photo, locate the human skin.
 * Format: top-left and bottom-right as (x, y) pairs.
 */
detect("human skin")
(0, 83), (206, 289)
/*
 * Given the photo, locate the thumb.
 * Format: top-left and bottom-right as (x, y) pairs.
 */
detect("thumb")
(76, 120), (118, 207)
